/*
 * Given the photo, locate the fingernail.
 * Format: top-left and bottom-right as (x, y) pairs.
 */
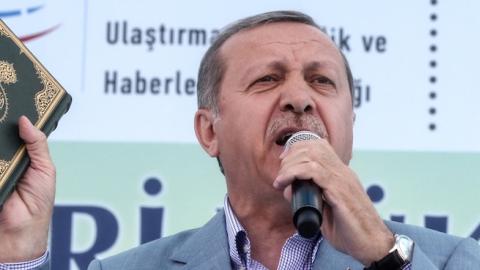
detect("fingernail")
(20, 115), (32, 126)
(273, 177), (281, 189)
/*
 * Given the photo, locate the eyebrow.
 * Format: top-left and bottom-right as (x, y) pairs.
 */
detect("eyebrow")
(240, 59), (339, 85)
(304, 61), (335, 72)
(241, 60), (288, 82)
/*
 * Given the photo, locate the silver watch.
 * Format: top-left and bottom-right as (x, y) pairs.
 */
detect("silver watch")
(389, 234), (414, 263)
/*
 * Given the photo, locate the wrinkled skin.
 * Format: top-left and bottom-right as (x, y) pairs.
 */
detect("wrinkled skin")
(195, 22), (393, 269)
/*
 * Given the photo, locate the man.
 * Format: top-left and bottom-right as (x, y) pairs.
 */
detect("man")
(1, 10), (479, 270)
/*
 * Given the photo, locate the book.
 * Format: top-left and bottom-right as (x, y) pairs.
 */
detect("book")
(0, 19), (72, 206)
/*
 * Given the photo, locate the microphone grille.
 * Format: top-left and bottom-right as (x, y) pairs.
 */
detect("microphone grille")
(285, 131), (321, 150)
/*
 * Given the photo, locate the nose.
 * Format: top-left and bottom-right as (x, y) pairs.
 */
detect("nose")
(279, 80), (315, 114)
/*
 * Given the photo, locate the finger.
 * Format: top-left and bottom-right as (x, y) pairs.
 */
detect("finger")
(280, 142), (333, 170)
(279, 146), (321, 177)
(280, 141), (314, 159)
(18, 116), (53, 168)
(280, 147), (311, 165)
(319, 203), (334, 235)
(282, 185), (292, 201)
(274, 162), (326, 190)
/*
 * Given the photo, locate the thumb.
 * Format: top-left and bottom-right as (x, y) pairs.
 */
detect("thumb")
(18, 116), (53, 168)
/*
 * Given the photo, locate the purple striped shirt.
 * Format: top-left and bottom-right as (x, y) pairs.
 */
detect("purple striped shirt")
(0, 251), (48, 270)
(224, 197), (322, 270)
(225, 197), (412, 270)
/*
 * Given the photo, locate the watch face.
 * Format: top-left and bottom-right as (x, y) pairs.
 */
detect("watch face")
(397, 235), (414, 261)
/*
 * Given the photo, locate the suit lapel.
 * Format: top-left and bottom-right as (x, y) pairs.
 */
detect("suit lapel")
(167, 211), (376, 269)
(169, 211), (231, 269)
(312, 221), (426, 269)
(312, 239), (363, 270)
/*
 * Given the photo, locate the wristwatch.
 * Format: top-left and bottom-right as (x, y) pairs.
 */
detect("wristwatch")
(364, 234), (414, 270)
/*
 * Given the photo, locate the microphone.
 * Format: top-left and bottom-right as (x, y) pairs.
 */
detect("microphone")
(285, 131), (323, 239)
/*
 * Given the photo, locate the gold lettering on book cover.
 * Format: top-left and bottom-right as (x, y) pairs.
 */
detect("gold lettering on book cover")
(0, 60), (17, 123)
(34, 64), (60, 117)
(0, 160), (9, 178)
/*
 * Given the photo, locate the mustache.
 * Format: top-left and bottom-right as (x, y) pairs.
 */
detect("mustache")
(267, 114), (328, 139)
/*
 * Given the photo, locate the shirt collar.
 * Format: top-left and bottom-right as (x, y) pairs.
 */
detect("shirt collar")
(224, 195), (248, 266)
(224, 195), (322, 269)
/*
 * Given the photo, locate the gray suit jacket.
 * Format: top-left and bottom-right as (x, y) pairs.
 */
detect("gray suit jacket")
(37, 211), (480, 270)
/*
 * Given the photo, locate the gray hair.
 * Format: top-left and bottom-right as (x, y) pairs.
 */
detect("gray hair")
(197, 10), (354, 113)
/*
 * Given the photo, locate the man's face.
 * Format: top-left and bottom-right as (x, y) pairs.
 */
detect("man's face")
(211, 22), (354, 196)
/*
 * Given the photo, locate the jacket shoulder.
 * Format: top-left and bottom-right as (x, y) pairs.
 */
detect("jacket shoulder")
(88, 211), (229, 270)
(386, 220), (464, 247)
(386, 220), (480, 268)
(88, 228), (200, 270)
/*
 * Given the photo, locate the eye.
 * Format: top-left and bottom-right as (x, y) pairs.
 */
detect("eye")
(255, 75), (278, 84)
(247, 74), (280, 90)
(311, 75), (335, 87)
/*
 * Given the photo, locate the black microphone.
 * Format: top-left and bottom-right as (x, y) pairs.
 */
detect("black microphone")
(285, 131), (323, 239)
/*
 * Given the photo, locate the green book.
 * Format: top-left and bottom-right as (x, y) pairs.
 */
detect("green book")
(0, 20), (72, 206)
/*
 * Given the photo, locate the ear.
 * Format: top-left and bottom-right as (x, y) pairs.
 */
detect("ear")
(194, 109), (219, 157)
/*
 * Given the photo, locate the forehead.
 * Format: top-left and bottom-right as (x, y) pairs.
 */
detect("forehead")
(219, 22), (343, 68)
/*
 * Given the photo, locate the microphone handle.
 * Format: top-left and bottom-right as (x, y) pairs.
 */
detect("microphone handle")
(292, 180), (323, 238)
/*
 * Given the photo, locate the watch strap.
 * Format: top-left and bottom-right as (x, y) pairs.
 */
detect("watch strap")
(364, 249), (406, 270)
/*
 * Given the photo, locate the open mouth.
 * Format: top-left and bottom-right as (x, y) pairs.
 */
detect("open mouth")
(275, 132), (295, 146)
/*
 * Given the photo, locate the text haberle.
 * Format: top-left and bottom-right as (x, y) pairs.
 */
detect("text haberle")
(104, 70), (196, 96)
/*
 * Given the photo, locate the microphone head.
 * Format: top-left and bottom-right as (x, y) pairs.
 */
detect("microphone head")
(285, 131), (321, 150)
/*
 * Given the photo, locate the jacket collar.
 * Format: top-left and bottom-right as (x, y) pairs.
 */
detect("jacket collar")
(169, 211), (231, 269)
(312, 239), (363, 269)
(167, 209), (362, 269)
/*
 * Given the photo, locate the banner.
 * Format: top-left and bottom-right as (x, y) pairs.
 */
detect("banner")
(1, 1), (478, 269)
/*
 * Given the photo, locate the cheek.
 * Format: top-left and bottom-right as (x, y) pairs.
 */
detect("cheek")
(321, 103), (354, 162)
(217, 97), (267, 152)
(222, 93), (274, 131)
